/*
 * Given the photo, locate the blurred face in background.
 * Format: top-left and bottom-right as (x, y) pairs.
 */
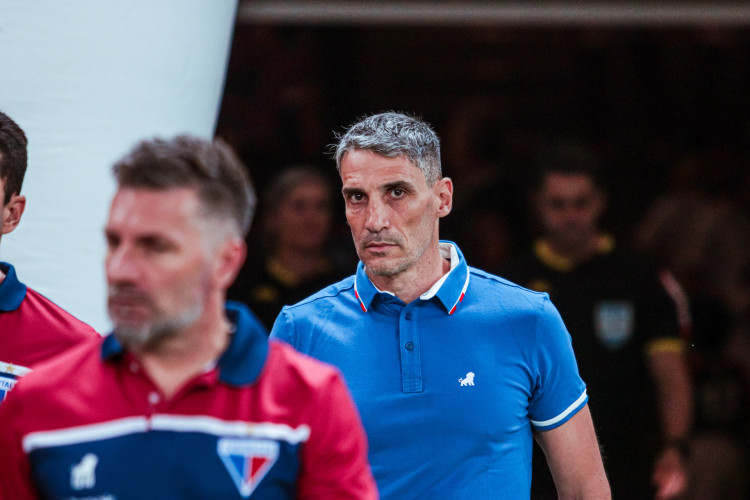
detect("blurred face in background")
(273, 179), (333, 253)
(535, 172), (604, 253)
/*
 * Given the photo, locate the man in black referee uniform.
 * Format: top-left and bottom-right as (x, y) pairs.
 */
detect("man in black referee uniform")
(502, 140), (693, 500)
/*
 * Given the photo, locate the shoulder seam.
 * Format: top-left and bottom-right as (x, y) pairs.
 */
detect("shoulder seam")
(469, 268), (549, 296)
(283, 281), (354, 310)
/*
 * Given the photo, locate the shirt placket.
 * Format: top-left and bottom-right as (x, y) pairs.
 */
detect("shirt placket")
(399, 305), (422, 393)
(123, 357), (217, 416)
(124, 358), (167, 416)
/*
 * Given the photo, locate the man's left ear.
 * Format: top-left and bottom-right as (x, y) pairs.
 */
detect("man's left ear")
(2, 194), (26, 235)
(436, 177), (453, 218)
(213, 237), (247, 290)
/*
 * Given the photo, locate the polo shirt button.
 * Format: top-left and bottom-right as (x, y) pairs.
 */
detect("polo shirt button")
(405, 313), (412, 320)
(405, 342), (414, 350)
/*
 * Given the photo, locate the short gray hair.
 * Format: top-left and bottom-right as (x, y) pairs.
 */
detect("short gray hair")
(332, 112), (442, 186)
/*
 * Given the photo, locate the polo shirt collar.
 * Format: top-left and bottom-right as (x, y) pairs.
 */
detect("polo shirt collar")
(101, 301), (269, 386)
(0, 262), (27, 312)
(354, 240), (470, 315)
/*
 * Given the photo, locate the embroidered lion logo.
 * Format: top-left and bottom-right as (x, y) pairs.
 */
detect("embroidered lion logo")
(459, 372), (475, 386)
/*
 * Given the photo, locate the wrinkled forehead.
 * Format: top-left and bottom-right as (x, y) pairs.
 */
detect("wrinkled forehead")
(342, 146), (418, 166)
(340, 150), (427, 186)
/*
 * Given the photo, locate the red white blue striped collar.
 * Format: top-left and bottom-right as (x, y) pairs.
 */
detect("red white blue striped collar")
(354, 241), (470, 315)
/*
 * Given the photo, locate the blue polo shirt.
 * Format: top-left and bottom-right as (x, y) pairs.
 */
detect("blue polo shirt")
(270, 242), (587, 499)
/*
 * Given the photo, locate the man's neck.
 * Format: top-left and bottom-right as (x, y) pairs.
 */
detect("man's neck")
(134, 299), (230, 400)
(367, 244), (452, 304)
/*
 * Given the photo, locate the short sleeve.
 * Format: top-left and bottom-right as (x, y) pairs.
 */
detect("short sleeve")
(528, 296), (588, 431)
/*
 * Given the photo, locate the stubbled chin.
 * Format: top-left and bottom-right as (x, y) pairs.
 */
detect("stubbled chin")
(108, 305), (150, 325)
(364, 250), (389, 259)
(360, 248), (394, 265)
(112, 324), (152, 348)
(362, 255), (403, 277)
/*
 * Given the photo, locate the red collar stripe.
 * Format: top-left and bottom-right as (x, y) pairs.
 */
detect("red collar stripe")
(447, 269), (470, 316)
(354, 287), (367, 313)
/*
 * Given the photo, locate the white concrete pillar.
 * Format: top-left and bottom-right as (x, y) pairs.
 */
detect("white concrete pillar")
(0, 0), (238, 332)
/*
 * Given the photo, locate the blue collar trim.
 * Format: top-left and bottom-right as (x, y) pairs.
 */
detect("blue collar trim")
(101, 301), (269, 386)
(353, 241), (470, 314)
(0, 262), (27, 312)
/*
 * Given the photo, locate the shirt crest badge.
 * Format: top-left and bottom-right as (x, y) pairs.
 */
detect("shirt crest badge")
(0, 372), (18, 403)
(218, 438), (279, 497)
(593, 300), (634, 350)
(0, 361), (31, 403)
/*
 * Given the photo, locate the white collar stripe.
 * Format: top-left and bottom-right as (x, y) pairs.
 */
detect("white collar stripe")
(23, 417), (148, 453)
(151, 415), (311, 444)
(22, 415), (311, 453)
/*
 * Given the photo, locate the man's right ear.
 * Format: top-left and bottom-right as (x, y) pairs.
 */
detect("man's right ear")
(2, 194), (26, 235)
(436, 177), (453, 218)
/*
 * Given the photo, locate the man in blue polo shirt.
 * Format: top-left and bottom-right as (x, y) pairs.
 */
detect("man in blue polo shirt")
(270, 111), (610, 499)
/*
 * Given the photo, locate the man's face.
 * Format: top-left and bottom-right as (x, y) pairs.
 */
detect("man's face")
(535, 172), (604, 251)
(340, 149), (451, 278)
(104, 187), (216, 348)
